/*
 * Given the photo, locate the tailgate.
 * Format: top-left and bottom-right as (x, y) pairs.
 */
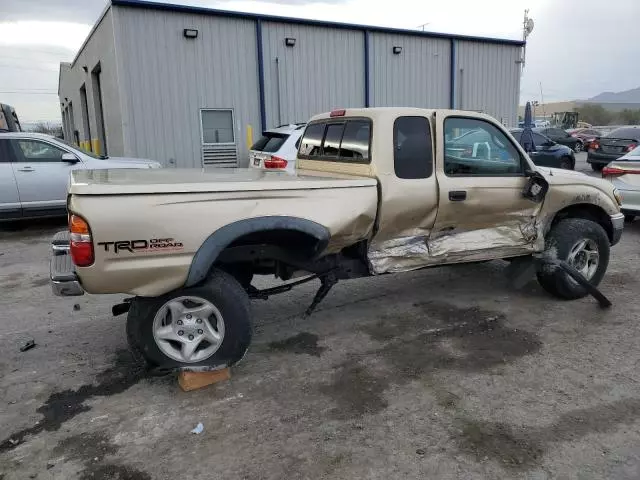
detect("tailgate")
(600, 137), (637, 155)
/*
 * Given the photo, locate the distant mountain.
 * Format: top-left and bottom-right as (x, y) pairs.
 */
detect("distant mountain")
(588, 87), (640, 103)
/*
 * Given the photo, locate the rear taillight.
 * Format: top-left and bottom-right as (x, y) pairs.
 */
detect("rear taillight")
(264, 156), (288, 169)
(330, 109), (346, 117)
(69, 214), (94, 267)
(626, 143), (637, 152)
(571, 133), (577, 137)
(590, 141), (600, 151)
(602, 166), (640, 177)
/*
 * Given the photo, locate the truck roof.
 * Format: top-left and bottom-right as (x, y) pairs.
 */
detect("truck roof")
(308, 107), (498, 123)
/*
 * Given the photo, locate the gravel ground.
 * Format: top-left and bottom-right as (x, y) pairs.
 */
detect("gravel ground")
(1, 189), (640, 479)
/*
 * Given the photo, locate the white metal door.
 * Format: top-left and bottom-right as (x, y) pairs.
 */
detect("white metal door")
(0, 139), (21, 219)
(10, 138), (80, 214)
(200, 109), (238, 167)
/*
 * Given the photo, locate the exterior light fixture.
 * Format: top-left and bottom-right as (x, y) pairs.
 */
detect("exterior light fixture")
(285, 37), (296, 47)
(392, 46), (402, 55)
(183, 28), (198, 39)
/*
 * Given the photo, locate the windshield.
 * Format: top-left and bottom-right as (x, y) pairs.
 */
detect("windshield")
(251, 132), (289, 153)
(55, 137), (103, 159)
(607, 127), (640, 139)
(626, 145), (640, 157)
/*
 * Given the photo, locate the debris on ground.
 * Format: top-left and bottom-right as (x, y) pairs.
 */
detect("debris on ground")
(19, 339), (36, 352)
(73, 304), (81, 311)
(191, 423), (204, 434)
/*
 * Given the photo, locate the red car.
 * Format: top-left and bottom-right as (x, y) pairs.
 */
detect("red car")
(567, 128), (602, 151)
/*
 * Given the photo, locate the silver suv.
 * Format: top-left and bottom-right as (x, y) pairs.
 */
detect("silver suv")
(0, 132), (161, 221)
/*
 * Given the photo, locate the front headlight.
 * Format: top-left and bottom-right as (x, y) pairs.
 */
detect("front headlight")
(613, 188), (623, 206)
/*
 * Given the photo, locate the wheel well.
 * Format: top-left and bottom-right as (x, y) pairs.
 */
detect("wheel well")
(226, 229), (322, 257)
(551, 204), (613, 241)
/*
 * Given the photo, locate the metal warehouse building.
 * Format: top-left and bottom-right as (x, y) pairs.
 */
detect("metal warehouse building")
(58, 0), (525, 168)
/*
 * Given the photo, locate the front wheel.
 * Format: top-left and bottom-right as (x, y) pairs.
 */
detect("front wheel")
(559, 157), (574, 170)
(536, 218), (610, 300)
(126, 269), (252, 370)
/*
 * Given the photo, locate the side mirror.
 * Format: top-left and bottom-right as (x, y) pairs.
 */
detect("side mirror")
(61, 152), (79, 163)
(522, 170), (549, 203)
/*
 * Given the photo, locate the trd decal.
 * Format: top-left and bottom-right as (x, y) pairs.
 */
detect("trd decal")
(97, 238), (184, 254)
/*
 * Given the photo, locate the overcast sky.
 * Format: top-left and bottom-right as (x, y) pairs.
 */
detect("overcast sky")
(1, 0), (639, 122)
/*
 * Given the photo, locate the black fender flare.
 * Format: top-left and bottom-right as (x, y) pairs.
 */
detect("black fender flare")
(185, 216), (330, 287)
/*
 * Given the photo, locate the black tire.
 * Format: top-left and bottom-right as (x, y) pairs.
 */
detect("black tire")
(591, 163), (604, 172)
(536, 218), (610, 300)
(126, 269), (252, 370)
(574, 141), (583, 153)
(559, 157), (573, 170)
(625, 215), (635, 223)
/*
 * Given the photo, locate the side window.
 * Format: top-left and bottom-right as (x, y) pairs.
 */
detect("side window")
(299, 123), (325, 157)
(340, 120), (370, 161)
(298, 119), (372, 163)
(532, 133), (547, 144)
(444, 117), (523, 176)
(0, 139), (13, 163)
(322, 123), (345, 157)
(393, 116), (432, 179)
(13, 140), (66, 163)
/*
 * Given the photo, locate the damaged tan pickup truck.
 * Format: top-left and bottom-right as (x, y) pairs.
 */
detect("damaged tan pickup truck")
(50, 108), (625, 370)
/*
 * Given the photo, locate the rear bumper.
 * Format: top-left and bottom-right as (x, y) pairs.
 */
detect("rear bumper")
(50, 230), (84, 297)
(610, 213), (625, 246)
(587, 151), (622, 164)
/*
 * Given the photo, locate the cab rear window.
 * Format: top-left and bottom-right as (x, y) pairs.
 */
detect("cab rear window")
(251, 133), (289, 153)
(298, 119), (371, 164)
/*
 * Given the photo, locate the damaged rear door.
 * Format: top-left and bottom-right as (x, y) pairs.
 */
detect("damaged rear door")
(429, 113), (544, 262)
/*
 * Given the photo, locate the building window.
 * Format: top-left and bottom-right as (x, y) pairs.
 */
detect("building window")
(200, 109), (234, 144)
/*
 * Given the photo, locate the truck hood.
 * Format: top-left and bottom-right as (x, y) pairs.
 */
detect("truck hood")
(537, 166), (619, 211)
(69, 167), (376, 195)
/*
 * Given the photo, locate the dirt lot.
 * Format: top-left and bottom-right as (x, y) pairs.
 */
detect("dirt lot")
(2, 197), (640, 479)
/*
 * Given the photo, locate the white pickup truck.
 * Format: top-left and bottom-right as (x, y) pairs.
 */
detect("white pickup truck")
(50, 108), (624, 371)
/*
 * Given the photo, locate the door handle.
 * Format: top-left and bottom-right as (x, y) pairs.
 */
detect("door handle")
(449, 190), (467, 202)
(17, 167), (34, 172)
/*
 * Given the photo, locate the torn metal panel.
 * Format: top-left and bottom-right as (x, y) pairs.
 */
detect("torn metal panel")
(368, 219), (544, 275)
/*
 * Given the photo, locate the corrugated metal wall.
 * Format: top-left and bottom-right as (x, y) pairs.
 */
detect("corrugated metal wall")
(58, 8), (124, 156)
(261, 22), (365, 128)
(369, 33), (451, 108)
(454, 40), (521, 127)
(113, 6), (261, 167)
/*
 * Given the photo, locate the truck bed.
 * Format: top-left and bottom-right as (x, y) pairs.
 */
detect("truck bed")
(68, 168), (378, 296)
(69, 168), (376, 195)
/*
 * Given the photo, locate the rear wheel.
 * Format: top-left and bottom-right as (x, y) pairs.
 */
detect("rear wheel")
(591, 163), (604, 172)
(537, 218), (610, 300)
(126, 269), (252, 370)
(625, 215), (635, 223)
(574, 141), (583, 153)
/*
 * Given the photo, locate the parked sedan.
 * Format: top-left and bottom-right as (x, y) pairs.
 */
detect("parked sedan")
(534, 127), (583, 152)
(601, 145), (640, 221)
(587, 126), (640, 171)
(567, 127), (602, 151)
(0, 132), (161, 221)
(510, 129), (575, 169)
(249, 123), (306, 173)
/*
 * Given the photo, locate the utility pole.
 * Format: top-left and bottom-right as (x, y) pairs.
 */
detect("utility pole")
(521, 10), (534, 69)
(417, 23), (430, 31)
(539, 83), (546, 120)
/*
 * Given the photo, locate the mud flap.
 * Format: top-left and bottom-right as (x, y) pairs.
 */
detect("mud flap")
(506, 256), (612, 308)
